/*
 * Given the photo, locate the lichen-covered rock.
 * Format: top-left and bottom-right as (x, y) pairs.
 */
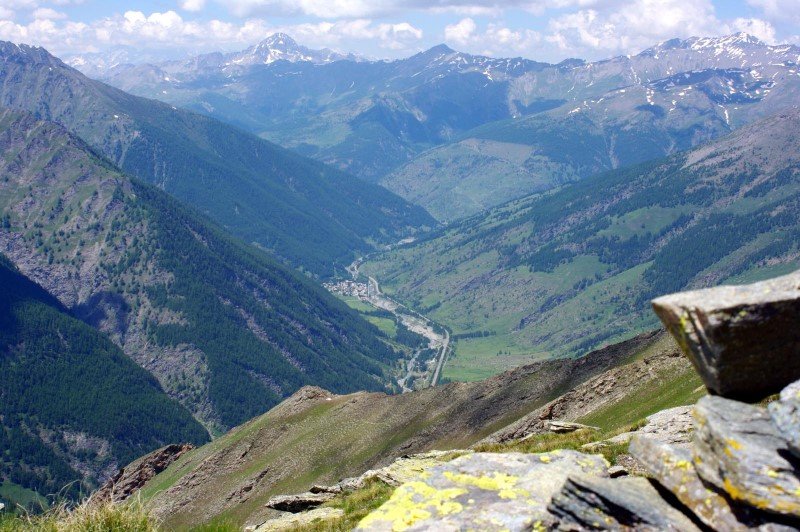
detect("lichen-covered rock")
(252, 507), (344, 531)
(630, 436), (759, 530)
(265, 492), (336, 513)
(548, 475), (702, 531)
(652, 270), (800, 400)
(693, 396), (800, 517)
(769, 379), (800, 458)
(357, 450), (608, 531)
(341, 450), (472, 491)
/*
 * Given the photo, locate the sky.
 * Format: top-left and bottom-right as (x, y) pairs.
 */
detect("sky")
(0, 0), (798, 63)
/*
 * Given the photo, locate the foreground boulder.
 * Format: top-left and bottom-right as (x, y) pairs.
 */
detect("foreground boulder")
(630, 436), (768, 530)
(548, 475), (702, 531)
(357, 451), (608, 531)
(692, 395), (800, 518)
(252, 507), (344, 531)
(769, 379), (800, 458)
(651, 270), (800, 400)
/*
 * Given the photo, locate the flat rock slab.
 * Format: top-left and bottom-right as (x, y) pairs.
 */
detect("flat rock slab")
(253, 507), (344, 531)
(545, 421), (599, 434)
(265, 492), (336, 513)
(357, 450), (608, 531)
(769, 379), (800, 458)
(548, 475), (702, 531)
(341, 450), (472, 491)
(630, 436), (763, 530)
(652, 270), (800, 400)
(693, 396), (800, 518)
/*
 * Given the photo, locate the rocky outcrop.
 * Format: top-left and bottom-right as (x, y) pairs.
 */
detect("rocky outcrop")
(357, 451), (609, 531)
(581, 405), (694, 452)
(91, 444), (194, 505)
(652, 271), (800, 400)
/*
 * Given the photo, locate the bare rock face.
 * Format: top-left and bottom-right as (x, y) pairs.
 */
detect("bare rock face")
(693, 396), (800, 518)
(769, 379), (800, 458)
(652, 270), (800, 400)
(356, 450), (608, 531)
(91, 443), (194, 504)
(548, 475), (702, 531)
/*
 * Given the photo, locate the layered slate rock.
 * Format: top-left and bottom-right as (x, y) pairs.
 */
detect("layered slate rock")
(630, 436), (764, 530)
(582, 405), (694, 452)
(693, 395), (800, 518)
(769, 379), (800, 458)
(652, 270), (800, 400)
(548, 475), (702, 531)
(357, 451), (608, 531)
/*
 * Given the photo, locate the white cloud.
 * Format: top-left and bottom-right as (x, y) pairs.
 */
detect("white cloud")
(727, 17), (777, 44)
(747, 0), (800, 23)
(544, 0), (737, 56)
(180, 0), (207, 11)
(32, 7), (67, 20)
(445, 17), (541, 56)
(444, 17), (477, 45)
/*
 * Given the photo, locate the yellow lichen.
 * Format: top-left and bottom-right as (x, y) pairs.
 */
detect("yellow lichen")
(357, 481), (467, 531)
(442, 471), (530, 500)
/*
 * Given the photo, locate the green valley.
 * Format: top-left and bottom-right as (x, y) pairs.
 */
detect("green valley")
(362, 109), (800, 381)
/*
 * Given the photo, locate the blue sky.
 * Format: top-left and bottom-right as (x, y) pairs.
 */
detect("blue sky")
(0, 0), (797, 62)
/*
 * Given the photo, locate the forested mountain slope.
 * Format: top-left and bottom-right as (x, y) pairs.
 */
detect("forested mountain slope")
(363, 108), (800, 380)
(0, 109), (400, 434)
(0, 42), (433, 276)
(0, 254), (209, 509)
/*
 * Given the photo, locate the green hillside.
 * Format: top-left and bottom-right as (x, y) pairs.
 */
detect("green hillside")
(0, 42), (434, 276)
(0, 109), (401, 433)
(0, 254), (209, 509)
(363, 109), (800, 380)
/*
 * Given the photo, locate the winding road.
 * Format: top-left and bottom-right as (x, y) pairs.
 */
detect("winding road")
(349, 260), (450, 389)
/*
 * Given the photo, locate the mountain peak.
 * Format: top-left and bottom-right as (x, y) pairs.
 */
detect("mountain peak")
(258, 33), (299, 50)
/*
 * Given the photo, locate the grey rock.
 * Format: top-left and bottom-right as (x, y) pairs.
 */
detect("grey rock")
(607, 465), (629, 478)
(769, 379), (800, 458)
(265, 492), (336, 513)
(693, 396), (800, 518)
(545, 421), (600, 434)
(582, 405), (695, 452)
(252, 507), (344, 531)
(309, 484), (342, 494)
(652, 270), (800, 400)
(357, 450), (608, 531)
(631, 435), (762, 530)
(548, 475), (702, 531)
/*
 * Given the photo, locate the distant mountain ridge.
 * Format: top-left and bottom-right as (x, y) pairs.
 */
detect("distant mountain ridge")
(0, 40), (433, 276)
(82, 32), (800, 194)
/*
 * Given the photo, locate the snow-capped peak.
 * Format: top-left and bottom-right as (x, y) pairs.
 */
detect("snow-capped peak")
(226, 33), (357, 66)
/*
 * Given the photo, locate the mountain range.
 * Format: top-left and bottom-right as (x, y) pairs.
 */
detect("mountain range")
(81, 33), (800, 219)
(0, 41), (433, 276)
